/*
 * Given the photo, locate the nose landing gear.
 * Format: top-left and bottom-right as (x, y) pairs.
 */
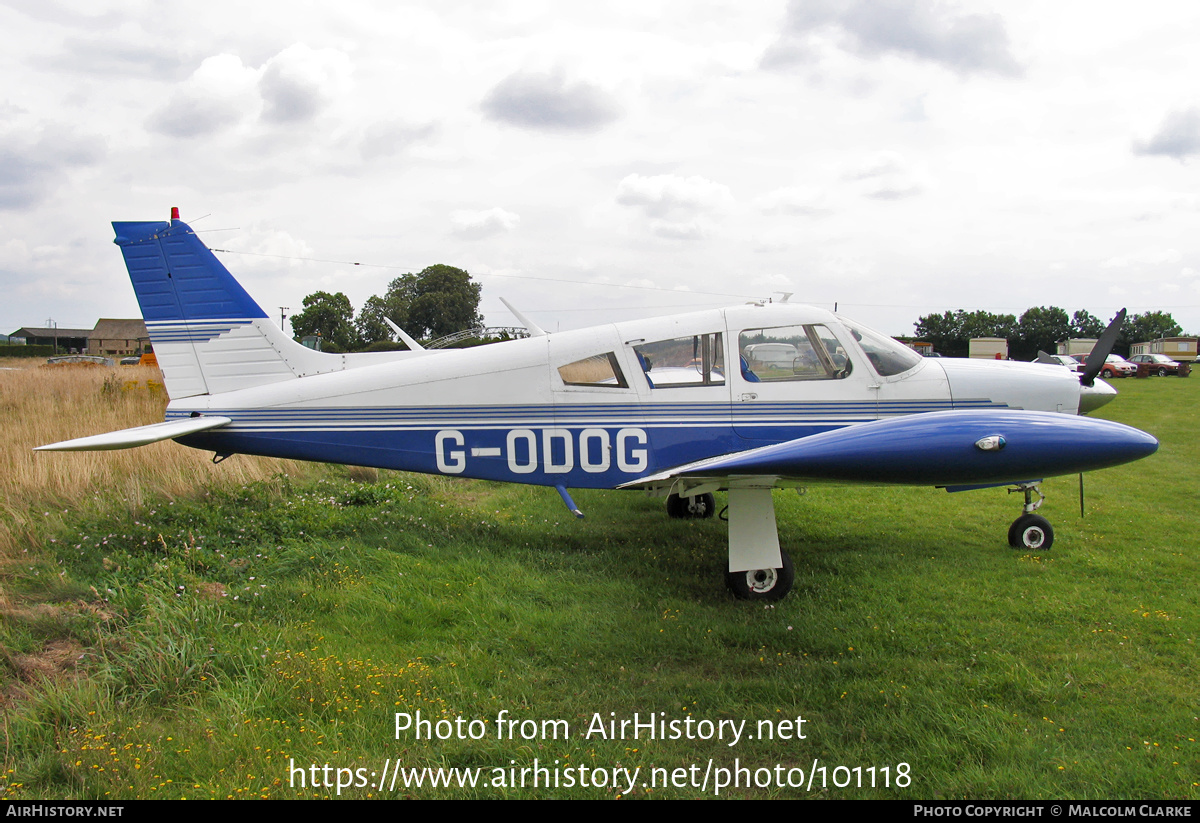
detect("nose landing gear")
(1007, 482), (1054, 551)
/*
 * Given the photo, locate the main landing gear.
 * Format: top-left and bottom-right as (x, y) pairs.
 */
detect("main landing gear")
(665, 492), (716, 519)
(663, 486), (795, 600)
(725, 551), (795, 601)
(1008, 482), (1054, 551)
(662, 486), (791, 601)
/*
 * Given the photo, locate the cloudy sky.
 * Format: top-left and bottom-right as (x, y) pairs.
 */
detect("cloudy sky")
(3, 0), (1200, 339)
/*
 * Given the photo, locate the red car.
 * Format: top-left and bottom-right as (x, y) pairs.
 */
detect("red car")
(1128, 354), (1182, 376)
(1100, 355), (1136, 378)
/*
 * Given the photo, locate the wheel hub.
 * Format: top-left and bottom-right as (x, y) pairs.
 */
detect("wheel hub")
(746, 568), (778, 593)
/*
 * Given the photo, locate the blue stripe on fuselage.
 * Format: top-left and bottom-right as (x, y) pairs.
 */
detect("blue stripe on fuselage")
(169, 399), (1010, 488)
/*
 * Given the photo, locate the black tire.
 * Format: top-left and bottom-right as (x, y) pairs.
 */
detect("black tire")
(1158, 367), (1168, 377)
(725, 550), (795, 601)
(1008, 514), (1053, 551)
(666, 492), (716, 519)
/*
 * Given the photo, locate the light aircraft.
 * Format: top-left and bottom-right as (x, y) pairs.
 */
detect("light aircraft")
(38, 211), (1159, 601)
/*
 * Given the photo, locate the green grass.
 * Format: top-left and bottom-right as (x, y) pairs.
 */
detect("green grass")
(1, 378), (1196, 799)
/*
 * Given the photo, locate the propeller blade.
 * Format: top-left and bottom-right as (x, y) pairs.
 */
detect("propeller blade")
(1080, 308), (1127, 386)
(1036, 350), (1058, 364)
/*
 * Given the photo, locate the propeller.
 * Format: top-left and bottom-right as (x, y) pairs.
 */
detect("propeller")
(1080, 308), (1127, 387)
(1036, 350), (1058, 364)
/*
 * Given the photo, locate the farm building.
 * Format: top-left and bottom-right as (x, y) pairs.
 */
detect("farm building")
(88, 319), (150, 357)
(6, 327), (91, 352)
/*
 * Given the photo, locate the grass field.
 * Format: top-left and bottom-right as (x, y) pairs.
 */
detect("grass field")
(0, 367), (1195, 799)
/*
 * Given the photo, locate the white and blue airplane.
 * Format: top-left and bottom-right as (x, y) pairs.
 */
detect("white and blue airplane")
(38, 212), (1159, 601)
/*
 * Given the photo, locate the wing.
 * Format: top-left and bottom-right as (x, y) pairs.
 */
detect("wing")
(620, 409), (1157, 494)
(35, 416), (233, 452)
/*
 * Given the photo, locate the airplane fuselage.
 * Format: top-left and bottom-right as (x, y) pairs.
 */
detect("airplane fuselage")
(171, 303), (1092, 489)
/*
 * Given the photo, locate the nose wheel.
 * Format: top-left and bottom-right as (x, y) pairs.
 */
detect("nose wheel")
(1007, 482), (1053, 551)
(1008, 513), (1053, 550)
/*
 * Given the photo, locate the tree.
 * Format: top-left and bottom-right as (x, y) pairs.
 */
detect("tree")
(405, 265), (483, 340)
(351, 265), (482, 347)
(355, 294), (401, 348)
(1014, 306), (1070, 361)
(914, 309), (1017, 357)
(1125, 310), (1182, 346)
(1070, 310), (1106, 339)
(291, 291), (357, 352)
(913, 310), (966, 355)
(354, 274), (419, 347)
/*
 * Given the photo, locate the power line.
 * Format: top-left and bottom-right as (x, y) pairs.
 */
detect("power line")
(210, 247), (758, 300)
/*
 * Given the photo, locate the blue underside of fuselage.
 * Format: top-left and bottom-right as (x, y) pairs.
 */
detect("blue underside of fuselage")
(177, 424), (754, 488)
(172, 407), (1158, 490)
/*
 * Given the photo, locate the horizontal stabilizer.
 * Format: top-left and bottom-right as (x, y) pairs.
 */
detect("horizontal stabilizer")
(35, 416), (232, 452)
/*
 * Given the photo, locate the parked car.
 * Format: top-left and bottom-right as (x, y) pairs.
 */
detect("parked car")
(1099, 354), (1136, 378)
(1033, 353), (1085, 373)
(1128, 353), (1182, 376)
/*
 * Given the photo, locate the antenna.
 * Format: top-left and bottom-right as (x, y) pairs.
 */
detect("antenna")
(384, 317), (426, 351)
(499, 297), (547, 337)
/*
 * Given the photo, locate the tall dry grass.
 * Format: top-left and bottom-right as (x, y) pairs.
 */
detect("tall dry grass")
(0, 360), (314, 555)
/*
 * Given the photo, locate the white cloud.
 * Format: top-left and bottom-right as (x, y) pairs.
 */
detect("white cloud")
(616, 174), (733, 218)
(757, 186), (830, 216)
(0, 128), (103, 209)
(259, 44), (352, 125)
(451, 208), (521, 240)
(146, 53), (261, 137)
(227, 226), (316, 271)
(763, 0), (1021, 76)
(147, 45), (351, 138)
(1099, 248), (1183, 269)
(481, 69), (621, 133)
(649, 219), (708, 240)
(845, 151), (925, 200)
(1134, 107), (1200, 161)
(359, 120), (437, 161)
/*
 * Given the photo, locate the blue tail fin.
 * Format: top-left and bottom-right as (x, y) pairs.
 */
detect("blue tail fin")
(113, 217), (318, 399)
(113, 219), (268, 322)
(113, 214), (417, 400)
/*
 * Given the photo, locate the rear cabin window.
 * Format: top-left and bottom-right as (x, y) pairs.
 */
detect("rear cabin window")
(632, 333), (725, 388)
(738, 325), (850, 382)
(557, 352), (629, 388)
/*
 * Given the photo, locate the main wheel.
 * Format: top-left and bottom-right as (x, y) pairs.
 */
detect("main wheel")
(725, 550), (794, 601)
(1008, 514), (1054, 551)
(666, 492), (716, 519)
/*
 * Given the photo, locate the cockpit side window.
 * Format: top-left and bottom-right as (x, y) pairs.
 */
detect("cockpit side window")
(557, 352), (629, 388)
(632, 333), (725, 388)
(738, 325), (851, 381)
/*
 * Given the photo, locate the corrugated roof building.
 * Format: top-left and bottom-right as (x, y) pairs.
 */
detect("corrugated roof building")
(7, 327), (92, 351)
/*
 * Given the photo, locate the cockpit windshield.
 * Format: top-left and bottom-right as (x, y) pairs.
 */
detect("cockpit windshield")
(836, 316), (922, 377)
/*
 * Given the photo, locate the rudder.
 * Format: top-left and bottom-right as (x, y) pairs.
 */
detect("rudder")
(114, 216), (321, 398)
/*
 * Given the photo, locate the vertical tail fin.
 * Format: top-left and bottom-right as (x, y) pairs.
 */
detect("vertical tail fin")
(114, 217), (327, 398)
